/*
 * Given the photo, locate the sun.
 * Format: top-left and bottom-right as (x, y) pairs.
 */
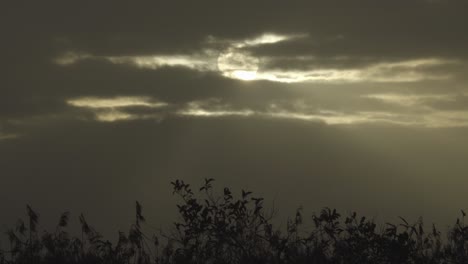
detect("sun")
(217, 49), (259, 81)
(231, 70), (257, 81)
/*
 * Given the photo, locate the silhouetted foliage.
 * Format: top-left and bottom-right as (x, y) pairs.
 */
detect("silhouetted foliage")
(1, 179), (468, 263)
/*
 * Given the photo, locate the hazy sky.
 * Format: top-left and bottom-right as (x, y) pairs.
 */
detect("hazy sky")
(2, 1), (468, 236)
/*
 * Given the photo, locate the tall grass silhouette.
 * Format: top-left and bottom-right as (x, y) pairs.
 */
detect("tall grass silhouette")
(1, 178), (468, 263)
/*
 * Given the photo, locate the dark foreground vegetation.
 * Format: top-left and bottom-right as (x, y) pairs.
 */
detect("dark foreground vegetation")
(2, 179), (468, 264)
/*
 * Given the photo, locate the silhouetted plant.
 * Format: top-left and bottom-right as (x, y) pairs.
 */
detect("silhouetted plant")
(2, 179), (468, 263)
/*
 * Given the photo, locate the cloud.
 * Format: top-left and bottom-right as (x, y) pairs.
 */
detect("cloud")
(173, 98), (468, 128)
(67, 96), (168, 109)
(66, 96), (169, 122)
(53, 33), (312, 83)
(362, 92), (468, 111)
(421, 93), (468, 111)
(54, 35), (459, 84)
(107, 54), (216, 71)
(361, 93), (457, 107)
(54, 52), (92, 66)
(207, 33), (306, 49)
(254, 58), (455, 83)
(177, 99), (255, 117)
(360, 92), (468, 127)
(53, 33), (303, 72)
(63, 96), (382, 125)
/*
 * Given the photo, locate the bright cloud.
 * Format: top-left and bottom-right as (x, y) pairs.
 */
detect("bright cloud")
(54, 33), (457, 84)
(64, 94), (468, 128)
(362, 93), (457, 107)
(252, 58), (457, 83)
(233, 33), (304, 48)
(67, 96), (169, 122)
(175, 99), (468, 128)
(107, 54), (215, 71)
(177, 100), (255, 117)
(67, 96), (168, 109)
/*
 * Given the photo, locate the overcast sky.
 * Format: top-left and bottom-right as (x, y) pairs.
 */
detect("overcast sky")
(2, 1), (468, 236)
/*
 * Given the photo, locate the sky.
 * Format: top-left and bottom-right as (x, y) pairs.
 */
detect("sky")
(2, 1), (468, 236)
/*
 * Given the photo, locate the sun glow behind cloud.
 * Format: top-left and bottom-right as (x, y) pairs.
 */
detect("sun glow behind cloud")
(55, 32), (467, 127)
(54, 33), (458, 84)
(54, 30), (467, 128)
(231, 70), (258, 81)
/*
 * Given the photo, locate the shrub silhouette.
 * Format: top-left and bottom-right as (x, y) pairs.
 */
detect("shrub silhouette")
(1, 178), (468, 263)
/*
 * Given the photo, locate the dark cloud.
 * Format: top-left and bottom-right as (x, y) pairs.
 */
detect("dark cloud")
(3, 1), (468, 57)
